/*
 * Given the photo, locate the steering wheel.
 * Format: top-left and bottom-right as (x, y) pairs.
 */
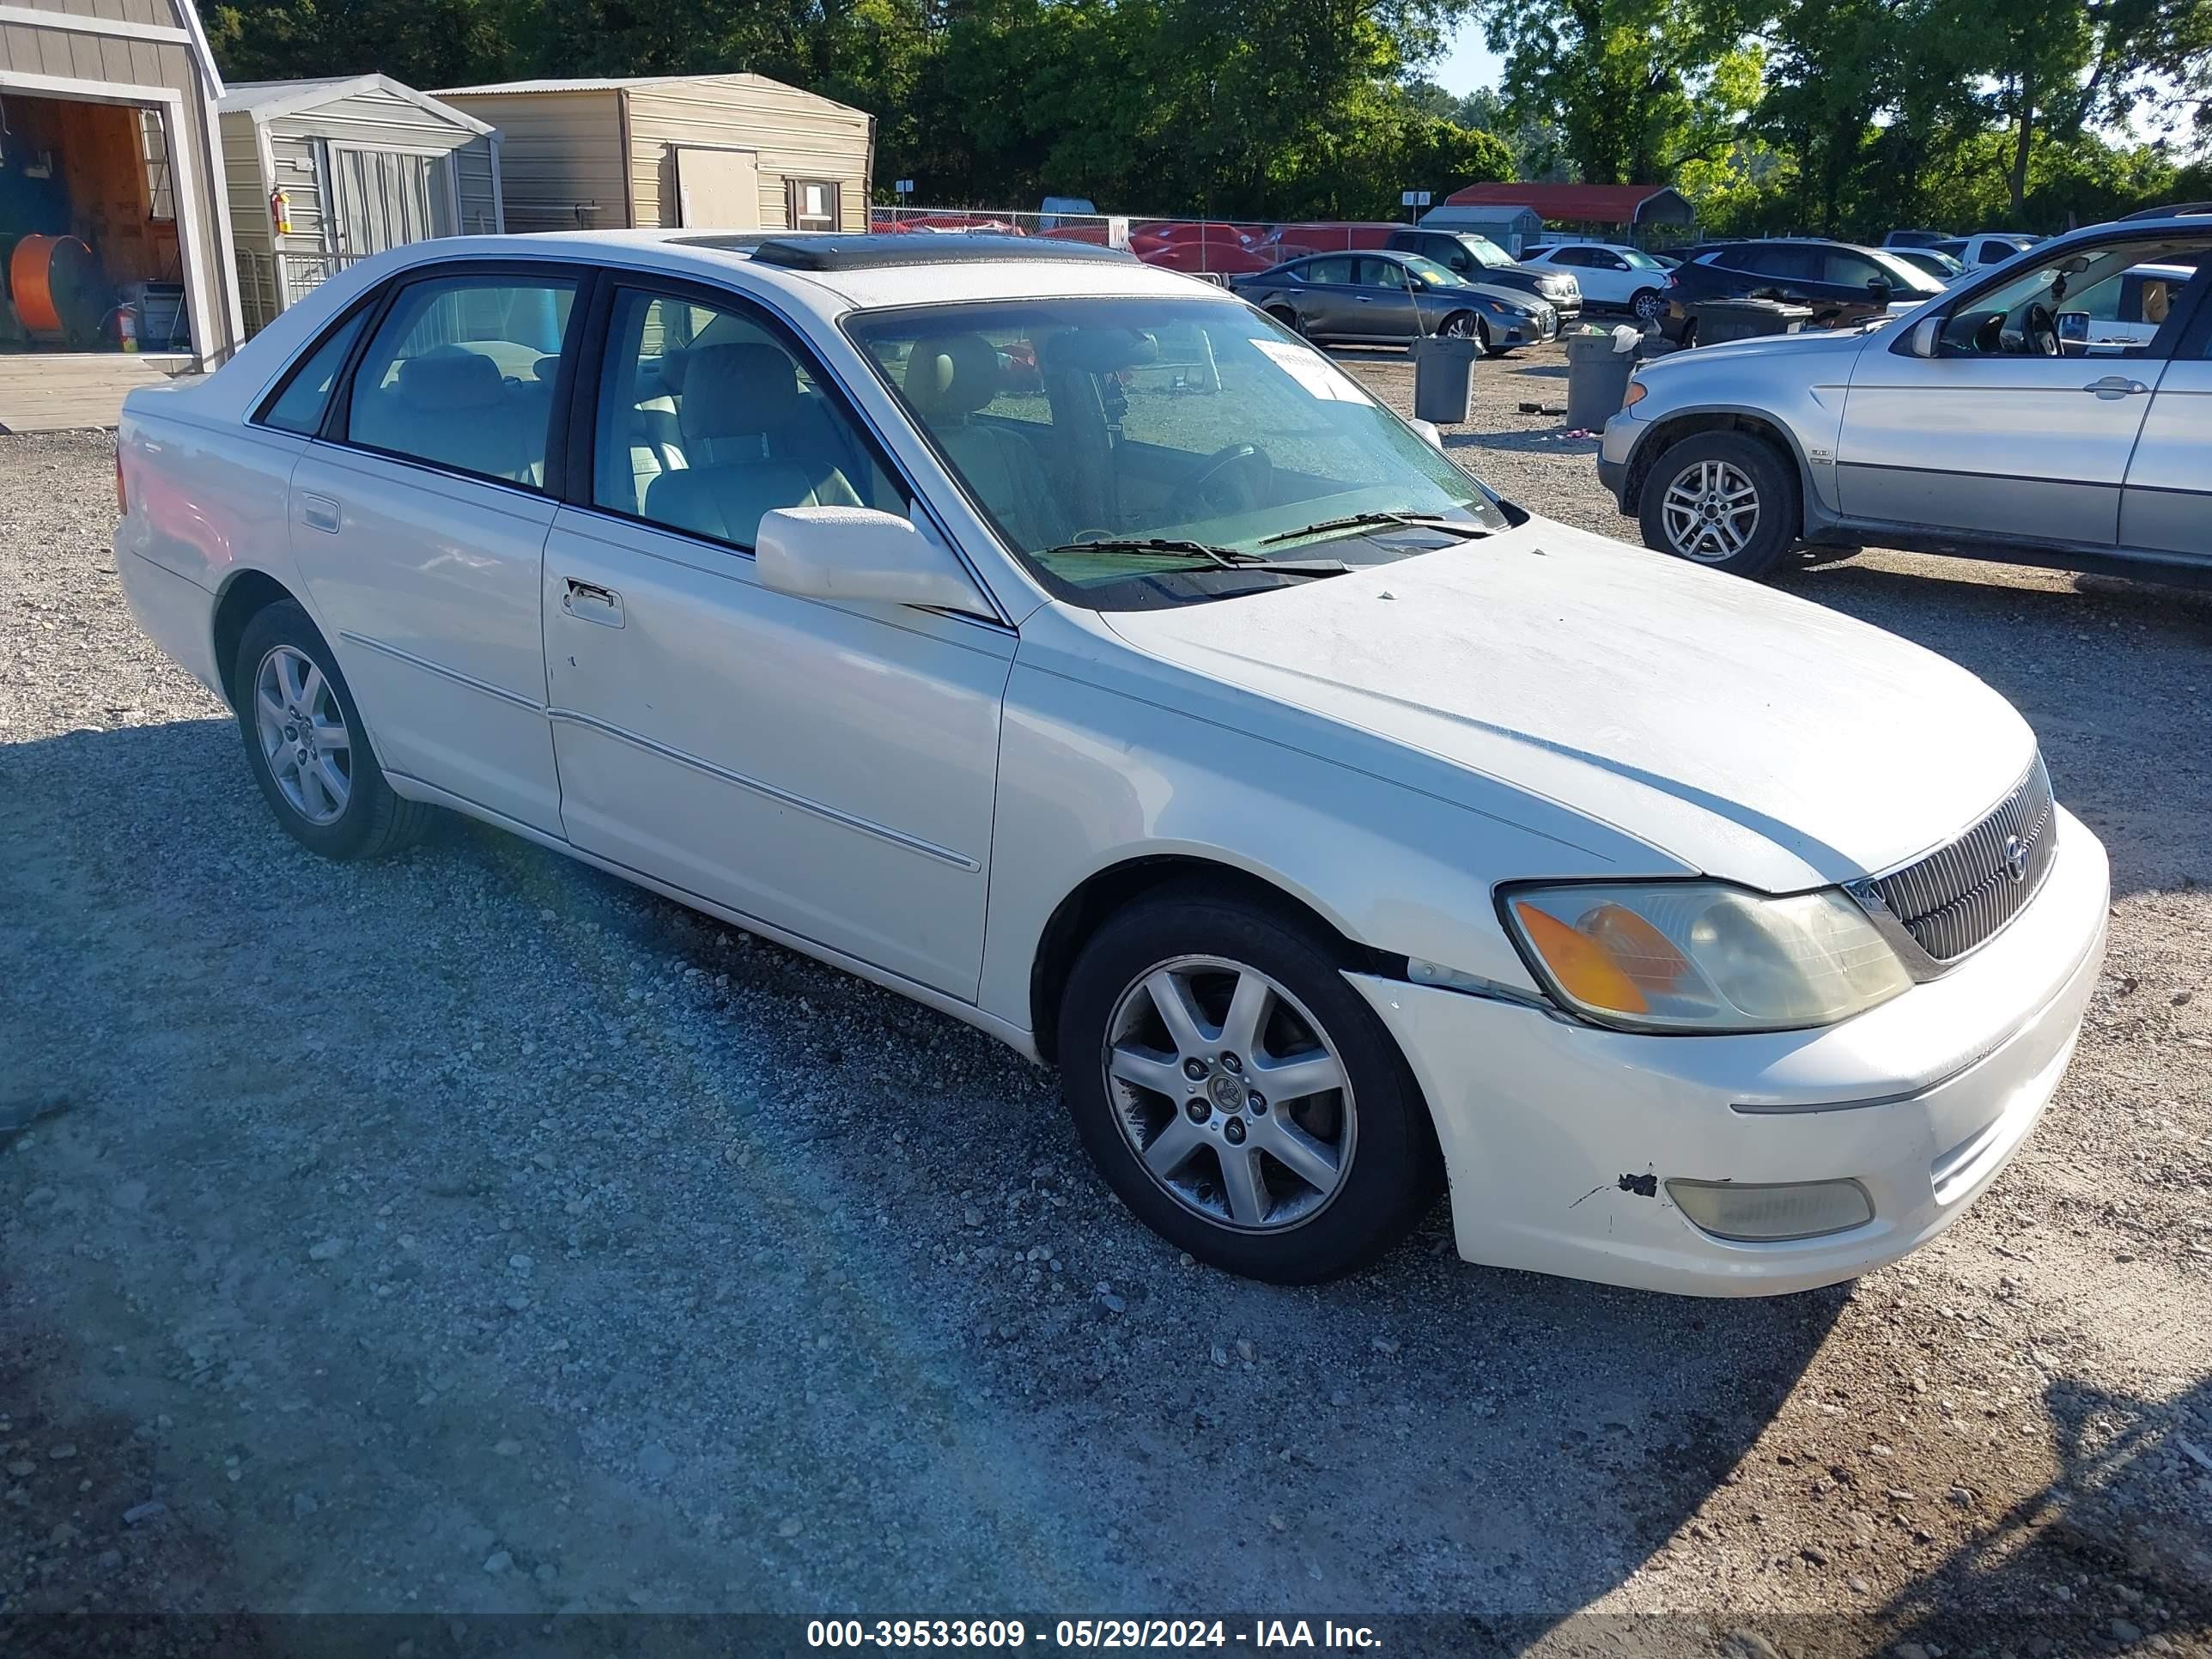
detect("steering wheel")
(1168, 444), (1273, 517)
(1176, 443), (1273, 514)
(2022, 302), (2060, 357)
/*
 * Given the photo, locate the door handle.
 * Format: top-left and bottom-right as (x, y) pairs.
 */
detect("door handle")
(299, 493), (340, 533)
(1354, 295), (1372, 304)
(2081, 376), (2149, 398)
(561, 576), (624, 628)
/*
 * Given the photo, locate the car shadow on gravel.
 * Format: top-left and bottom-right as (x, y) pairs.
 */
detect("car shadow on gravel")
(5, 714), (1840, 1624)
(1869, 1371), (2212, 1656)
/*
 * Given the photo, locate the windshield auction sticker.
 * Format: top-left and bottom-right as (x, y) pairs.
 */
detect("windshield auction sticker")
(1249, 338), (1371, 404)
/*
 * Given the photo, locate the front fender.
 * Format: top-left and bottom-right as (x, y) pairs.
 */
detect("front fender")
(976, 611), (1667, 1041)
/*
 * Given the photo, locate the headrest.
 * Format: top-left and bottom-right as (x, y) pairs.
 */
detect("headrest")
(398, 348), (505, 411)
(678, 342), (802, 441)
(903, 334), (1002, 418)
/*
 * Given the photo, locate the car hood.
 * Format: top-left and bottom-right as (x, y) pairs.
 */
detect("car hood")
(1103, 520), (2034, 891)
(1651, 325), (1873, 369)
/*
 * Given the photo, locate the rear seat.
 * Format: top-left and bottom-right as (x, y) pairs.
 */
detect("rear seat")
(350, 346), (550, 486)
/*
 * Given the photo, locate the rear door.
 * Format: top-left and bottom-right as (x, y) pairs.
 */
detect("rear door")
(1293, 256), (1360, 337)
(2118, 266), (2212, 560)
(287, 262), (580, 833)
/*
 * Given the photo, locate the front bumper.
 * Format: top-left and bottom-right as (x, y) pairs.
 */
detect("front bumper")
(1595, 454), (1628, 507)
(1347, 808), (2110, 1297)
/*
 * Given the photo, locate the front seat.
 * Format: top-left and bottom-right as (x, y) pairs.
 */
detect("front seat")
(646, 343), (862, 548)
(354, 346), (538, 484)
(904, 334), (1069, 550)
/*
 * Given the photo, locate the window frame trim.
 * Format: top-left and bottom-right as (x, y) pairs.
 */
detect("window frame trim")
(558, 270), (1012, 628)
(321, 258), (599, 499)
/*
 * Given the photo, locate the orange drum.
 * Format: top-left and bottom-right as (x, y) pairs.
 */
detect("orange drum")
(9, 234), (100, 337)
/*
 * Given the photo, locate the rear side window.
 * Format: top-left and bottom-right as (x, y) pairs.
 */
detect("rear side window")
(343, 274), (577, 488)
(258, 310), (369, 435)
(1303, 256), (1354, 284)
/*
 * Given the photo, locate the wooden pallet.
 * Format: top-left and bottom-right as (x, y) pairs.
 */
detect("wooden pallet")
(0, 353), (197, 434)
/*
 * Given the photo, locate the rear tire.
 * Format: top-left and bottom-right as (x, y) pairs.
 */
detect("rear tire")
(1056, 882), (1439, 1284)
(1266, 306), (1308, 340)
(1637, 431), (1800, 579)
(233, 599), (435, 860)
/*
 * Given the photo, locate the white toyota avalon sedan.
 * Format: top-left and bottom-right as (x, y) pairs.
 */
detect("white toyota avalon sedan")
(115, 232), (2107, 1295)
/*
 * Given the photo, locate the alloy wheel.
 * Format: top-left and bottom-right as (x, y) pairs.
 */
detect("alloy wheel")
(1632, 289), (1666, 321)
(253, 644), (351, 824)
(1101, 955), (1356, 1232)
(1660, 459), (1761, 562)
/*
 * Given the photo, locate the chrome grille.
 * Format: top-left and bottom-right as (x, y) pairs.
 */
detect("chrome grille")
(1867, 756), (2057, 963)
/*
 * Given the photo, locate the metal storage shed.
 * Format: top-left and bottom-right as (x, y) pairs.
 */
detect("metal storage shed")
(220, 74), (503, 337)
(434, 73), (872, 236)
(0, 0), (242, 427)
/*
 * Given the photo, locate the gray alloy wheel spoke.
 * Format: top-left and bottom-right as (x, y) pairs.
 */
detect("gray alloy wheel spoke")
(255, 645), (351, 827)
(1253, 1113), (1340, 1191)
(1109, 1044), (1189, 1101)
(1245, 1048), (1345, 1104)
(1101, 954), (1358, 1235)
(1140, 1114), (1206, 1178)
(1218, 1146), (1271, 1226)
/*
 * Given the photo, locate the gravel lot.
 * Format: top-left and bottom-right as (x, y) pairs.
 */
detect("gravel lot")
(3, 344), (2209, 1655)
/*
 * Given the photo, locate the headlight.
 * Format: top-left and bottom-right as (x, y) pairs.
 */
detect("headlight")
(1501, 881), (1912, 1033)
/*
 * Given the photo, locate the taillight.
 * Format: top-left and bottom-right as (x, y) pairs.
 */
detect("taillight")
(115, 450), (128, 516)
(1665, 273), (1678, 287)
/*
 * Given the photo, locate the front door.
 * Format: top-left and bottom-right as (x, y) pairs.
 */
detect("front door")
(1838, 231), (2203, 544)
(330, 146), (453, 257)
(288, 264), (578, 833)
(543, 281), (1011, 998)
(674, 147), (761, 229)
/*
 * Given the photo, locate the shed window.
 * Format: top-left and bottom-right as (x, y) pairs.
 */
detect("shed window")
(787, 179), (840, 232)
(139, 110), (174, 223)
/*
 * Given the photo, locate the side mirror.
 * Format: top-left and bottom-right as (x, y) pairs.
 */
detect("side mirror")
(1908, 316), (1942, 358)
(1409, 418), (1446, 451)
(755, 507), (987, 614)
(1866, 277), (1893, 302)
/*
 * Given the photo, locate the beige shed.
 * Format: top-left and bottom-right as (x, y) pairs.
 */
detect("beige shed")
(0, 0), (242, 426)
(219, 74), (503, 337)
(435, 73), (872, 237)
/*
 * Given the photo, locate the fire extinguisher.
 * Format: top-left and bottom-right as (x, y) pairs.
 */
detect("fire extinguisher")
(117, 306), (139, 352)
(270, 188), (293, 236)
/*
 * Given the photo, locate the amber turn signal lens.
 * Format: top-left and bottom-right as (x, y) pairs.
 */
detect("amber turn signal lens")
(1512, 901), (1649, 1015)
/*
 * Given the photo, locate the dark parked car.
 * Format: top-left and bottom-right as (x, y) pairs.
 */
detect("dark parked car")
(1230, 251), (1559, 354)
(1661, 239), (1948, 342)
(1881, 228), (1953, 249)
(1382, 228), (1583, 324)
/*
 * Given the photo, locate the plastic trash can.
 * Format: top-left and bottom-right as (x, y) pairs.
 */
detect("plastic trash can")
(1685, 297), (1814, 347)
(1410, 333), (1479, 424)
(1565, 328), (1638, 429)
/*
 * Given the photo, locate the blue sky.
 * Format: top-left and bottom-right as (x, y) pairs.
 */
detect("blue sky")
(1431, 19), (1505, 95)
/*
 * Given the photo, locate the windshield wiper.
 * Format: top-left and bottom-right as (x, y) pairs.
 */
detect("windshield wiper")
(1040, 538), (1346, 576)
(1258, 510), (1495, 547)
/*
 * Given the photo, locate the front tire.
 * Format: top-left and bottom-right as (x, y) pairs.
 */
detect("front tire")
(1057, 883), (1439, 1283)
(1638, 430), (1800, 578)
(1630, 287), (1667, 322)
(234, 599), (434, 860)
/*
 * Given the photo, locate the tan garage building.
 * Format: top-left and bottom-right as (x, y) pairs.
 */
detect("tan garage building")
(435, 73), (872, 237)
(0, 0), (243, 427)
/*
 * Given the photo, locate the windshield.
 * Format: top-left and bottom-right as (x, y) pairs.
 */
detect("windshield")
(1618, 248), (1665, 270)
(1866, 247), (1947, 296)
(1459, 236), (1512, 269)
(847, 298), (1505, 610)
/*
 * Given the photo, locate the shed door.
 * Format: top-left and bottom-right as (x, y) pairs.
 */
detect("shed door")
(674, 147), (760, 230)
(331, 147), (455, 258)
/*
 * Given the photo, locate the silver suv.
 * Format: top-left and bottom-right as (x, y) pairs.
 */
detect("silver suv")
(1597, 208), (2210, 583)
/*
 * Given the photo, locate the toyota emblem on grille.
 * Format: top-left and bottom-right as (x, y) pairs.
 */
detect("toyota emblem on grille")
(2002, 834), (2028, 884)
